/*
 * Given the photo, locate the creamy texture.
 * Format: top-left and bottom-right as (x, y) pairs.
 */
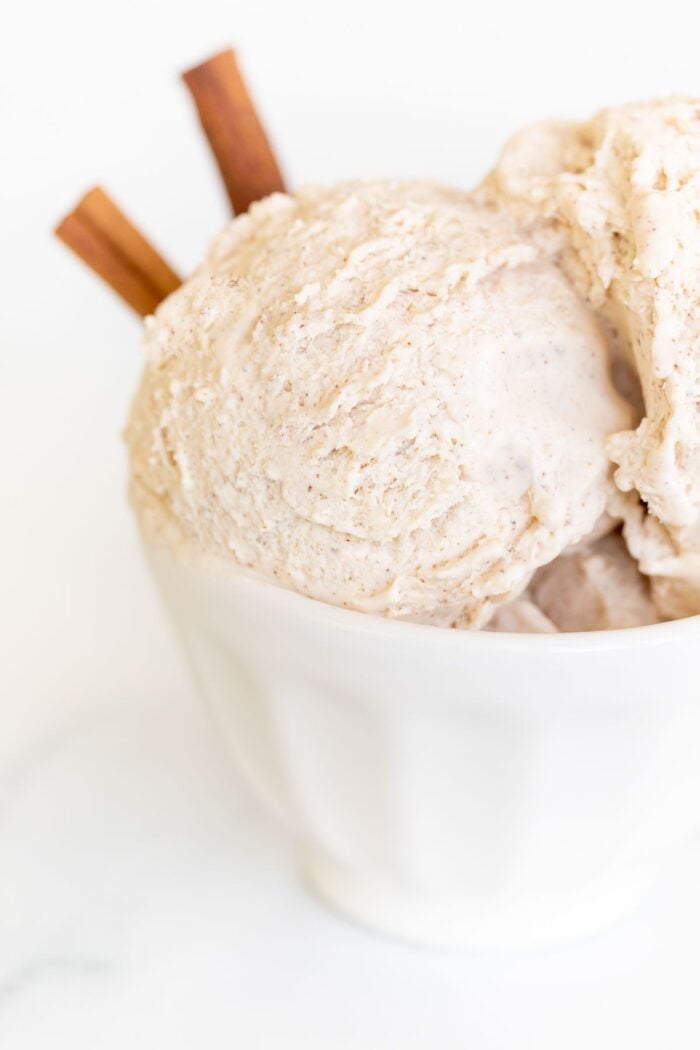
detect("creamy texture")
(480, 98), (700, 616)
(486, 597), (557, 634)
(529, 531), (659, 631)
(616, 492), (700, 619)
(127, 180), (630, 626)
(488, 529), (661, 634)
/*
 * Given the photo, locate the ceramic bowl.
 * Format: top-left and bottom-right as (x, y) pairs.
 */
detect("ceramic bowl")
(146, 543), (700, 950)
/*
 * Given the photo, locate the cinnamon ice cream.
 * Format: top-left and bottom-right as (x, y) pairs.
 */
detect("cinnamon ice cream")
(479, 98), (700, 620)
(488, 529), (660, 634)
(528, 531), (659, 632)
(126, 180), (630, 628)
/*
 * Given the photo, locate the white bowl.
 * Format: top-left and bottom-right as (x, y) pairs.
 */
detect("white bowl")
(146, 543), (700, 950)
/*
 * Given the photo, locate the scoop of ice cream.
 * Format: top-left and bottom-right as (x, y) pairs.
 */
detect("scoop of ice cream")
(126, 180), (631, 626)
(527, 531), (659, 631)
(479, 98), (700, 616)
(650, 572), (700, 620)
(487, 527), (659, 633)
(486, 597), (557, 633)
(616, 492), (700, 619)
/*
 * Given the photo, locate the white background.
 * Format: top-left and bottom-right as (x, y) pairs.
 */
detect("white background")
(3, 0), (700, 1046)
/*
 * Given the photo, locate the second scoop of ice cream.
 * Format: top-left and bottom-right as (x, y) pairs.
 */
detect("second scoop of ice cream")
(479, 97), (700, 618)
(126, 180), (631, 626)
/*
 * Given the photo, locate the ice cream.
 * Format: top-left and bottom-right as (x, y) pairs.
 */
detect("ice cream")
(126, 180), (631, 627)
(487, 529), (661, 633)
(479, 98), (700, 619)
(486, 597), (557, 634)
(616, 493), (700, 619)
(125, 98), (700, 634)
(528, 531), (659, 632)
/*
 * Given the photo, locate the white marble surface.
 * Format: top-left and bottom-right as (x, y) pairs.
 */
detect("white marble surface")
(5, 0), (700, 1043)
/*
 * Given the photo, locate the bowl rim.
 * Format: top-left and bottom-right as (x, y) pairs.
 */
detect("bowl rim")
(146, 541), (700, 654)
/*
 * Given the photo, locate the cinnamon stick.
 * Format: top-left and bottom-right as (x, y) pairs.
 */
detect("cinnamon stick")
(54, 187), (181, 316)
(183, 49), (286, 214)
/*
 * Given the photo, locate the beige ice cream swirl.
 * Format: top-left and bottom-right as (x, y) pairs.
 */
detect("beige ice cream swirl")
(126, 180), (631, 627)
(479, 98), (700, 618)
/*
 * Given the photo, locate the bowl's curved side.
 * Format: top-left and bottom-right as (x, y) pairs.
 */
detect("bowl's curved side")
(145, 543), (700, 949)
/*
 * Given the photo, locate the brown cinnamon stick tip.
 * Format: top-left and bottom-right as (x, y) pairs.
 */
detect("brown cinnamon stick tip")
(182, 48), (286, 214)
(55, 186), (181, 317)
(181, 47), (237, 88)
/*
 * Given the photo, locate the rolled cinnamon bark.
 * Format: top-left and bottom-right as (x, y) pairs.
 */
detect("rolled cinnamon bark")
(55, 187), (181, 315)
(183, 49), (286, 214)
